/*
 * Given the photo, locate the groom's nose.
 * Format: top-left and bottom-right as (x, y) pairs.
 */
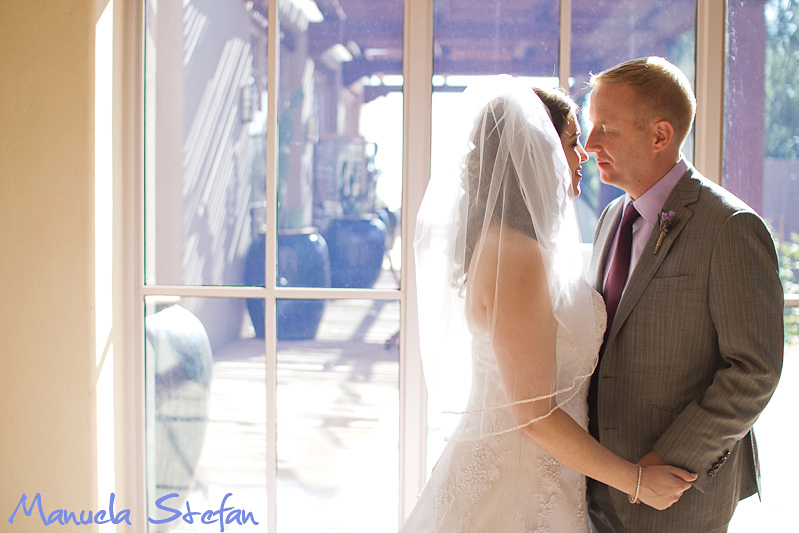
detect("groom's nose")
(585, 129), (599, 153)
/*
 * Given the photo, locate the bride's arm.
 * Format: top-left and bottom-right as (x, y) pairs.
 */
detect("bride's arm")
(519, 409), (694, 509)
(471, 227), (695, 510)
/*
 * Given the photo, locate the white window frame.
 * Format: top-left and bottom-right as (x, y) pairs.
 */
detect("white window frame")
(120, 1), (431, 529)
(116, 1), (790, 531)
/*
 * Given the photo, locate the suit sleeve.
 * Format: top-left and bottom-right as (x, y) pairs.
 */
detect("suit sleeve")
(652, 211), (784, 493)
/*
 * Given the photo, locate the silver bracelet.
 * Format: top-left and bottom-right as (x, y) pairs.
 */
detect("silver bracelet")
(628, 464), (642, 504)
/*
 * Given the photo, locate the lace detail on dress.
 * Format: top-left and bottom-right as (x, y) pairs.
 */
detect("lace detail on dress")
(432, 473), (457, 531)
(592, 289), (607, 341)
(576, 495), (588, 531)
(432, 431), (511, 531)
(574, 464), (589, 531)
(535, 454), (562, 533)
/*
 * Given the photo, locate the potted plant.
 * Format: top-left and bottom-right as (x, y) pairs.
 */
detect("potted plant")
(245, 87), (330, 340)
(320, 139), (388, 289)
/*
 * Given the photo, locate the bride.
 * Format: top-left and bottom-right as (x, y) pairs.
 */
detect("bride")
(402, 77), (696, 532)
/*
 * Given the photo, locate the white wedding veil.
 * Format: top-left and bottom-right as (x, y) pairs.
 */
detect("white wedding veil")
(415, 75), (599, 441)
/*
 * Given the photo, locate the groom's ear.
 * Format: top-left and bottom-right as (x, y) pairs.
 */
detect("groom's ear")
(652, 120), (674, 152)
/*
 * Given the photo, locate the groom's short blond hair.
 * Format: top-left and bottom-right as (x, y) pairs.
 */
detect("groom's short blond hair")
(590, 57), (697, 148)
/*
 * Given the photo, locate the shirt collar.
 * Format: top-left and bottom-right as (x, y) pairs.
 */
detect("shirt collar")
(624, 157), (688, 228)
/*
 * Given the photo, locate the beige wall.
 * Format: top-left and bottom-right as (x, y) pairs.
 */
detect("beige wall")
(0, 0), (100, 529)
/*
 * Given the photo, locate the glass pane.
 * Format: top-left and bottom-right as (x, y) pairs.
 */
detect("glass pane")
(276, 298), (400, 531)
(571, 0), (697, 241)
(724, 0), (799, 303)
(277, 0), (403, 289)
(144, 1), (268, 286)
(145, 296), (267, 531)
(434, 1), (559, 78)
(729, 335), (798, 531)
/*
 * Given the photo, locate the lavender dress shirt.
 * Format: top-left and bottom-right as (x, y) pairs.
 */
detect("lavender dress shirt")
(602, 158), (689, 291)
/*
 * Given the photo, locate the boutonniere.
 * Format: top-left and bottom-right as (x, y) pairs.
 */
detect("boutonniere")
(654, 210), (680, 255)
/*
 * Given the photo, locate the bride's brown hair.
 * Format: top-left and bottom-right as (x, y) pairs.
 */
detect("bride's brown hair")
(456, 89), (577, 289)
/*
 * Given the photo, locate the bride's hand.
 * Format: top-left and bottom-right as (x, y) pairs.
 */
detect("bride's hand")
(635, 465), (697, 510)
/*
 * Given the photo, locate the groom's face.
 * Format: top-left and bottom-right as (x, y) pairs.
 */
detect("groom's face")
(585, 82), (651, 196)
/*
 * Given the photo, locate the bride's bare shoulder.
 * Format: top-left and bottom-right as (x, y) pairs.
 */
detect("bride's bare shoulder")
(465, 223), (545, 333)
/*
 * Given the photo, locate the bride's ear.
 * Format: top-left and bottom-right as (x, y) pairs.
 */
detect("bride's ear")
(652, 120), (674, 152)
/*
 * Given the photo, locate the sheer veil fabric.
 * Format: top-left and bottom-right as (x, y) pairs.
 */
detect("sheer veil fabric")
(414, 75), (600, 442)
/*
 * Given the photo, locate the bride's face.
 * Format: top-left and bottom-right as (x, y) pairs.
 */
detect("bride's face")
(559, 115), (588, 197)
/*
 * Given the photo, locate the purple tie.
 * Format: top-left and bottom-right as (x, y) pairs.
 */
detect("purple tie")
(603, 202), (640, 331)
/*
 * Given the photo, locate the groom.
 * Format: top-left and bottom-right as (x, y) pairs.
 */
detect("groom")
(585, 57), (784, 532)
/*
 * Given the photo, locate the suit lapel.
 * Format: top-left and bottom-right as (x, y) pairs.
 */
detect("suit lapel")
(590, 198), (624, 291)
(605, 169), (701, 344)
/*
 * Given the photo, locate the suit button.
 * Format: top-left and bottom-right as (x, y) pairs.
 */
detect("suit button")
(707, 470), (715, 478)
(719, 456), (727, 464)
(724, 450), (731, 458)
(712, 462), (720, 470)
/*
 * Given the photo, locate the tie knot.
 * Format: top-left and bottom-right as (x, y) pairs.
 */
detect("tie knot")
(621, 202), (640, 228)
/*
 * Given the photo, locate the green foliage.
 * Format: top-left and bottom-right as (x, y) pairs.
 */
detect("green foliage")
(775, 231), (799, 343)
(764, 1), (799, 342)
(765, 0), (799, 158)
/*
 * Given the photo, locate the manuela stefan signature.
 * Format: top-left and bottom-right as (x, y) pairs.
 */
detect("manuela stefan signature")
(8, 492), (258, 531)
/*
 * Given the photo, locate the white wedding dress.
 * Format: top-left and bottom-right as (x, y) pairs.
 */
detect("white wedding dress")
(400, 287), (605, 533)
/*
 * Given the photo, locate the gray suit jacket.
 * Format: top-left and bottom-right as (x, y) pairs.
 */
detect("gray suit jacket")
(587, 166), (784, 532)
